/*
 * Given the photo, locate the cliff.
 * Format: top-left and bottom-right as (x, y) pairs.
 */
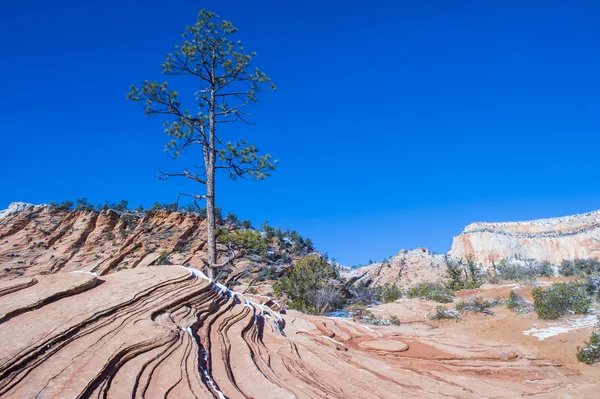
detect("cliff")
(450, 209), (600, 266)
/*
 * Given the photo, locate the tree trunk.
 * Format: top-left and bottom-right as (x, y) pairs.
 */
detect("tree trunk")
(205, 85), (217, 280)
(206, 165), (216, 280)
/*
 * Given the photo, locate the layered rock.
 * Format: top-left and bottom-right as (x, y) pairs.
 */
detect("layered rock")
(341, 248), (449, 287)
(0, 266), (584, 398)
(0, 203), (304, 280)
(450, 209), (600, 266)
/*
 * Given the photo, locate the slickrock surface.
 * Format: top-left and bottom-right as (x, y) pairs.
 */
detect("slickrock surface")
(450, 209), (600, 266)
(0, 266), (592, 398)
(342, 248), (448, 287)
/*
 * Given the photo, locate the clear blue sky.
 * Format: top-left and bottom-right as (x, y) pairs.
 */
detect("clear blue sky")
(1, 1), (599, 265)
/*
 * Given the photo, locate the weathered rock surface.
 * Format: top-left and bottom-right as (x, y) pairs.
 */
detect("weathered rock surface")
(0, 203), (300, 280)
(342, 248), (448, 288)
(450, 209), (600, 266)
(0, 266), (589, 398)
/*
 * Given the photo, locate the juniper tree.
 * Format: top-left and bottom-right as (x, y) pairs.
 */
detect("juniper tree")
(128, 10), (276, 279)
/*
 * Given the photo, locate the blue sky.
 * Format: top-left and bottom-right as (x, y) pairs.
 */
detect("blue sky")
(1, 1), (599, 265)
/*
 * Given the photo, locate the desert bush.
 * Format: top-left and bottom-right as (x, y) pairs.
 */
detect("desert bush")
(576, 331), (600, 365)
(465, 255), (484, 289)
(74, 198), (95, 212)
(428, 306), (459, 320)
(505, 290), (533, 313)
(352, 308), (389, 326)
(455, 296), (503, 314)
(256, 266), (278, 281)
(445, 256), (483, 290)
(495, 258), (554, 281)
(241, 219), (253, 229)
(162, 202), (178, 212)
(408, 283), (454, 303)
(49, 201), (74, 211)
(155, 251), (171, 265)
(576, 318), (600, 365)
(305, 238), (314, 250)
(584, 276), (600, 299)
(215, 268), (232, 281)
(149, 202), (164, 212)
(559, 258), (600, 277)
(216, 229), (269, 259)
(445, 258), (467, 291)
(347, 283), (381, 306)
(274, 254), (344, 315)
(261, 221), (275, 240)
(381, 284), (403, 303)
(532, 282), (591, 320)
(389, 315), (401, 326)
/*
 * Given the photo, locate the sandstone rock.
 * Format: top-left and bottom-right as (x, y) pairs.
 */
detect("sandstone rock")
(450, 209), (600, 266)
(0, 204), (289, 279)
(341, 248), (448, 288)
(0, 266), (588, 398)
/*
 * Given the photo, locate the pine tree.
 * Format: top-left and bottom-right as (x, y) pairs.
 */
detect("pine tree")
(128, 10), (277, 279)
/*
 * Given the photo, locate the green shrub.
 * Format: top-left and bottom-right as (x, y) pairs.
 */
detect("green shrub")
(74, 198), (95, 212)
(505, 290), (533, 313)
(455, 296), (503, 314)
(532, 282), (591, 320)
(576, 318), (600, 365)
(576, 332), (600, 364)
(155, 251), (171, 265)
(584, 276), (600, 300)
(408, 283), (454, 303)
(445, 256), (483, 290)
(428, 306), (459, 320)
(465, 255), (484, 289)
(257, 266), (278, 281)
(347, 283), (381, 306)
(216, 229), (269, 259)
(49, 201), (74, 211)
(352, 308), (389, 326)
(445, 258), (467, 291)
(381, 284), (403, 303)
(559, 258), (600, 277)
(274, 254), (344, 315)
(495, 259), (554, 281)
(389, 315), (401, 326)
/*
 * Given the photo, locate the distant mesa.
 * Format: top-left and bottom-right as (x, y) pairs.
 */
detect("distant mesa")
(450, 209), (600, 266)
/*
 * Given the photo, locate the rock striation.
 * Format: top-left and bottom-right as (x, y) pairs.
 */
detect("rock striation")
(0, 202), (306, 280)
(0, 266), (584, 398)
(450, 209), (600, 266)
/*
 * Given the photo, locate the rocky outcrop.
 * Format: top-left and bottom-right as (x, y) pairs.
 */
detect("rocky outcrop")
(341, 248), (449, 288)
(0, 266), (584, 398)
(0, 203), (297, 280)
(450, 209), (600, 266)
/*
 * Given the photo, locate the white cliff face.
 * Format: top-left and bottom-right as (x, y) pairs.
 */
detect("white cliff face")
(450, 210), (600, 266)
(0, 202), (34, 220)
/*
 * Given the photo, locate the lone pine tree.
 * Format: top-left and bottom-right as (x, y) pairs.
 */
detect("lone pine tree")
(128, 9), (276, 280)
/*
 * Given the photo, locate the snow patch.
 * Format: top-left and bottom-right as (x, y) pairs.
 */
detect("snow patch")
(179, 266), (210, 280)
(320, 335), (345, 346)
(0, 202), (33, 220)
(184, 327), (226, 399)
(71, 270), (98, 277)
(523, 311), (599, 340)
